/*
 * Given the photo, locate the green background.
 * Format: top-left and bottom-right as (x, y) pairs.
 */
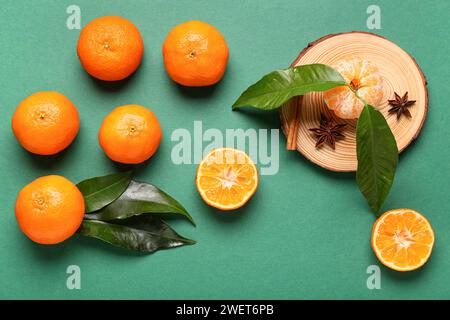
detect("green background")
(0, 0), (449, 299)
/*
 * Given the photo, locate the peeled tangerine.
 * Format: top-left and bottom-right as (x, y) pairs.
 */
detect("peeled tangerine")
(323, 57), (383, 119)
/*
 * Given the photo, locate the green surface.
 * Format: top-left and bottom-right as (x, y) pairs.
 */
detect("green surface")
(0, 0), (449, 299)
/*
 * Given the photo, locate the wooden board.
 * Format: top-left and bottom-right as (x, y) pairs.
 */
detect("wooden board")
(279, 31), (428, 172)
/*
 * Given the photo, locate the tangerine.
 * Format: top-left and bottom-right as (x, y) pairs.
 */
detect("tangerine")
(162, 20), (229, 87)
(15, 175), (85, 244)
(371, 208), (435, 272)
(196, 148), (258, 211)
(323, 57), (383, 119)
(77, 16), (144, 81)
(12, 91), (80, 155)
(98, 105), (162, 164)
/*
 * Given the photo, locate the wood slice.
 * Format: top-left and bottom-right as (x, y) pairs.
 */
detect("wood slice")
(280, 32), (428, 172)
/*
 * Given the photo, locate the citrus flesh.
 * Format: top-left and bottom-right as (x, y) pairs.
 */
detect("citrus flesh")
(323, 56), (383, 119)
(371, 208), (434, 271)
(196, 148), (258, 211)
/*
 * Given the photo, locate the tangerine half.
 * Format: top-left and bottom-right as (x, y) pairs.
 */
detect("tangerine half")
(371, 208), (435, 272)
(196, 148), (258, 211)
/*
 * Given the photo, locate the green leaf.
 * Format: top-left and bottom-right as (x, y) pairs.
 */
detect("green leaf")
(232, 64), (346, 110)
(85, 180), (195, 225)
(77, 216), (195, 253)
(356, 105), (398, 214)
(77, 171), (133, 213)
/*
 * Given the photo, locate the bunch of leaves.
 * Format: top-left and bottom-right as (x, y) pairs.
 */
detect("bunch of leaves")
(76, 172), (195, 253)
(232, 64), (398, 215)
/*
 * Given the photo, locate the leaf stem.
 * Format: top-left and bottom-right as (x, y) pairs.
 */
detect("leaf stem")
(346, 84), (367, 106)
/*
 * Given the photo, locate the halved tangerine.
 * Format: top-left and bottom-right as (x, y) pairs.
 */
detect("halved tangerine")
(371, 208), (435, 272)
(196, 148), (258, 211)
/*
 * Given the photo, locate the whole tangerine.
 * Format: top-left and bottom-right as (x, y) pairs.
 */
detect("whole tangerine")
(162, 20), (229, 87)
(12, 91), (80, 155)
(98, 105), (162, 164)
(15, 175), (85, 245)
(77, 16), (144, 81)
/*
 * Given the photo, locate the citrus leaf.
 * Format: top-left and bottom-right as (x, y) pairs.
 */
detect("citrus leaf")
(77, 216), (195, 253)
(232, 64), (346, 110)
(356, 105), (398, 214)
(77, 171), (133, 213)
(85, 180), (195, 225)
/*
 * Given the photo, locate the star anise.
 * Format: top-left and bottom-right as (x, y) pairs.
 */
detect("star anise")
(308, 114), (347, 150)
(388, 92), (415, 119)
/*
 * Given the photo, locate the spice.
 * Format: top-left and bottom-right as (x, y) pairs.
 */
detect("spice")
(309, 114), (347, 149)
(388, 92), (415, 119)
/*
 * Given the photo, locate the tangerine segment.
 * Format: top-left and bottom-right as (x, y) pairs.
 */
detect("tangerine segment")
(77, 16), (144, 81)
(15, 175), (85, 245)
(371, 209), (434, 272)
(323, 57), (383, 119)
(163, 20), (229, 87)
(98, 105), (162, 164)
(196, 148), (258, 211)
(12, 91), (80, 155)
